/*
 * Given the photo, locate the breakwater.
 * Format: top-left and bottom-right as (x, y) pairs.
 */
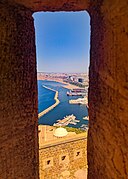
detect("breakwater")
(38, 85), (60, 118)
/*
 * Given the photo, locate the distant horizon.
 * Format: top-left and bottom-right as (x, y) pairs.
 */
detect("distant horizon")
(33, 11), (90, 73)
(37, 71), (88, 74)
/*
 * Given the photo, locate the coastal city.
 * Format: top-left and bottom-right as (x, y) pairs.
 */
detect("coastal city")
(34, 11), (90, 178)
(38, 72), (89, 178)
(1, 3), (126, 179)
(37, 72), (89, 88)
(37, 72), (89, 128)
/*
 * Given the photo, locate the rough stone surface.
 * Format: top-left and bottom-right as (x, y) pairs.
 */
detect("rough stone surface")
(0, 3), (39, 179)
(39, 138), (87, 179)
(88, 0), (128, 179)
(3, 0), (89, 12)
(1, 0), (128, 179)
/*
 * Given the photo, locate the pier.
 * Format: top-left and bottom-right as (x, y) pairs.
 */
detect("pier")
(38, 85), (60, 118)
(53, 114), (80, 127)
(69, 97), (88, 105)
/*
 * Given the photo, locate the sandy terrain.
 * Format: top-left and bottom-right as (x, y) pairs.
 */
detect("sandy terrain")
(37, 76), (80, 89)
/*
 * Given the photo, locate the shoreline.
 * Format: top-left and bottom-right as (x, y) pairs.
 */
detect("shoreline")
(38, 78), (80, 90)
(38, 80), (83, 118)
(38, 85), (60, 118)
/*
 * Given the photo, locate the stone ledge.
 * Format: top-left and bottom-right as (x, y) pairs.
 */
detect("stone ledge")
(39, 133), (87, 149)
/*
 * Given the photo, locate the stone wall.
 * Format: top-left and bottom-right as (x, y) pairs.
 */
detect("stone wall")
(1, 0), (128, 179)
(8, 0), (89, 12)
(88, 0), (128, 178)
(0, 2), (39, 179)
(39, 138), (87, 179)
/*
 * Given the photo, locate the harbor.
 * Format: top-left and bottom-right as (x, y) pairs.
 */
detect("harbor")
(38, 80), (88, 128)
(53, 114), (80, 127)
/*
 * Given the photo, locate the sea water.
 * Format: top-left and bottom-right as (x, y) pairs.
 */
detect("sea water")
(38, 80), (88, 128)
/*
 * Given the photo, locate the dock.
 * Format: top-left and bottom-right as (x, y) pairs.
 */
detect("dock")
(69, 97), (88, 105)
(53, 114), (80, 127)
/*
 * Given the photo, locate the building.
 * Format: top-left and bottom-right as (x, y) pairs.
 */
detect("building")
(39, 125), (87, 179)
(1, 1), (128, 179)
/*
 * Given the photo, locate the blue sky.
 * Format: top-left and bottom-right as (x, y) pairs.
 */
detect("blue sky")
(33, 11), (90, 73)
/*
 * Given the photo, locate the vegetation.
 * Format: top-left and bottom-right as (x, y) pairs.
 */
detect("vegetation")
(63, 126), (85, 134)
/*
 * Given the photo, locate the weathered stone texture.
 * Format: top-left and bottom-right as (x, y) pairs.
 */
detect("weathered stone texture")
(88, 0), (128, 178)
(0, 3), (39, 179)
(39, 138), (87, 179)
(5, 0), (89, 12)
(1, 0), (128, 179)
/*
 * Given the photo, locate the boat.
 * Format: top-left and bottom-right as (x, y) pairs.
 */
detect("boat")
(80, 124), (89, 131)
(69, 96), (88, 105)
(67, 88), (86, 96)
(83, 116), (89, 120)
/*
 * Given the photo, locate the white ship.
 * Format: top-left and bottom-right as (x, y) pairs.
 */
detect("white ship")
(69, 96), (88, 105)
(80, 124), (89, 131)
(67, 88), (86, 96)
(83, 116), (89, 120)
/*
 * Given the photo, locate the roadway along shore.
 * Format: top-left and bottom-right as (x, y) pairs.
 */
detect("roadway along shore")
(37, 76), (80, 90)
(38, 85), (60, 118)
